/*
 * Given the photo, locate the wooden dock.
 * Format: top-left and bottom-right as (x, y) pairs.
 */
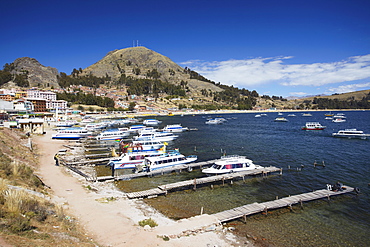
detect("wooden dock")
(125, 166), (281, 199)
(212, 186), (355, 223)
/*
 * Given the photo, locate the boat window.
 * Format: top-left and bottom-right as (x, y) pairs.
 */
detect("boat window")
(225, 164), (232, 169)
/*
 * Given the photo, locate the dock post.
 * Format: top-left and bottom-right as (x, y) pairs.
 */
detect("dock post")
(243, 214), (247, 223)
(299, 199), (303, 209)
(280, 168), (283, 175)
(110, 164), (115, 177)
(289, 204), (293, 212)
(200, 206), (203, 215)
(264, 207), (268, 216)
(193, 178), (197, 191)
(210, 184), (214, 189)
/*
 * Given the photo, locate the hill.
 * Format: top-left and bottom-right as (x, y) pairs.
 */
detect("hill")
(299, 89), (370, 102)
(80, 46), (223, 98)
(1, 57), (60, 89)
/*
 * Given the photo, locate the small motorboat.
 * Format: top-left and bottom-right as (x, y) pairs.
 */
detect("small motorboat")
(274, 117), (288, 122)
(302, 122), (326, 130)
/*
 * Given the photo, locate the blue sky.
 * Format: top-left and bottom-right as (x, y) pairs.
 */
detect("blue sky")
(1, 0), (370, 97)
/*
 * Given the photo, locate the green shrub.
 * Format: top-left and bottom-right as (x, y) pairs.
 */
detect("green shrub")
(138, 218), (158, 228)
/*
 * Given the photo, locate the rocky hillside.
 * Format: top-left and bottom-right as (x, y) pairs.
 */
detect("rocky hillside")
(10, 57), (60, 88)
(81, 46), (223, 97)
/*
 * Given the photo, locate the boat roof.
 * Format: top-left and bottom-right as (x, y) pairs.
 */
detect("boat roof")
(145, 150), (183, 161)
(214, 155), (253, 165)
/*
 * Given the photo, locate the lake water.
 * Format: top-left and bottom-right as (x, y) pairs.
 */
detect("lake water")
(100, 110), (370, 246)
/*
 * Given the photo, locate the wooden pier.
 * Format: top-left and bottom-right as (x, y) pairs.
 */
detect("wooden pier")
(125, 166), (281, 199)
(212, 185), (355, 223)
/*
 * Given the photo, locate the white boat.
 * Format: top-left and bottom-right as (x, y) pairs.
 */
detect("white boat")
(108, 150), (166, 170)
(128, 125), (146, 132)
(333, 113), (346, 118)
(134, 131), (178, 142)
(332, 118), (346, 123)
(202, 155), (263, 175)
(274, 117), (288, 122)
(287, 114), (296, 117)
(55, 120), (78, 127)
(163, 124), (188, 132)
(85, 122), (108, 130)
(143, 119), (162, 126)
(137, 127), (156, 133)
(332, 113), (347, 122)
(205, 119), (223, 124)
(302, 113), (312, 117)
(143, 150), (197, 171)
(52, 127), (92, 139)
(302, 122), (326, 130)
(332, 129), (370, 139)
(255, 114), (262, 118)
(120, 139), (166, 152)
(96, 129), (130, 140)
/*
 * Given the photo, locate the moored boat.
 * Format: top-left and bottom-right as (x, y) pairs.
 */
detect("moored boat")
(163, 124), (188, 132)
(128, 125), (146, 132)
(55, 120), (78, 127)
(205, 119), (223, 124)
(134, 131), (178, 142)
(332, 118), (346, 123)
(143, 150), (197, 171)
(52, 127), (92, 139)
(96, 129), (130, 141)
(274, 117), (288, 122)
(202, 155), (263, 175)
(143, 119), (162, 126)
(108, 150), (166, 170)
(332, 129), (370, 139)
(302, 122), (326, 130)
(121, 139), (167, 152)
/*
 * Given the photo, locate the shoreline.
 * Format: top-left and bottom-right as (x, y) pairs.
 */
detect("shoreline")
(34, 127), (250, 246)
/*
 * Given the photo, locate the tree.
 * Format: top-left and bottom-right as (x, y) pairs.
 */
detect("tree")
(128, 102), (136, 111)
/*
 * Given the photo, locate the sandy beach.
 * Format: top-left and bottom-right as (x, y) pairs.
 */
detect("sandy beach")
(34, 128), (250, 247)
